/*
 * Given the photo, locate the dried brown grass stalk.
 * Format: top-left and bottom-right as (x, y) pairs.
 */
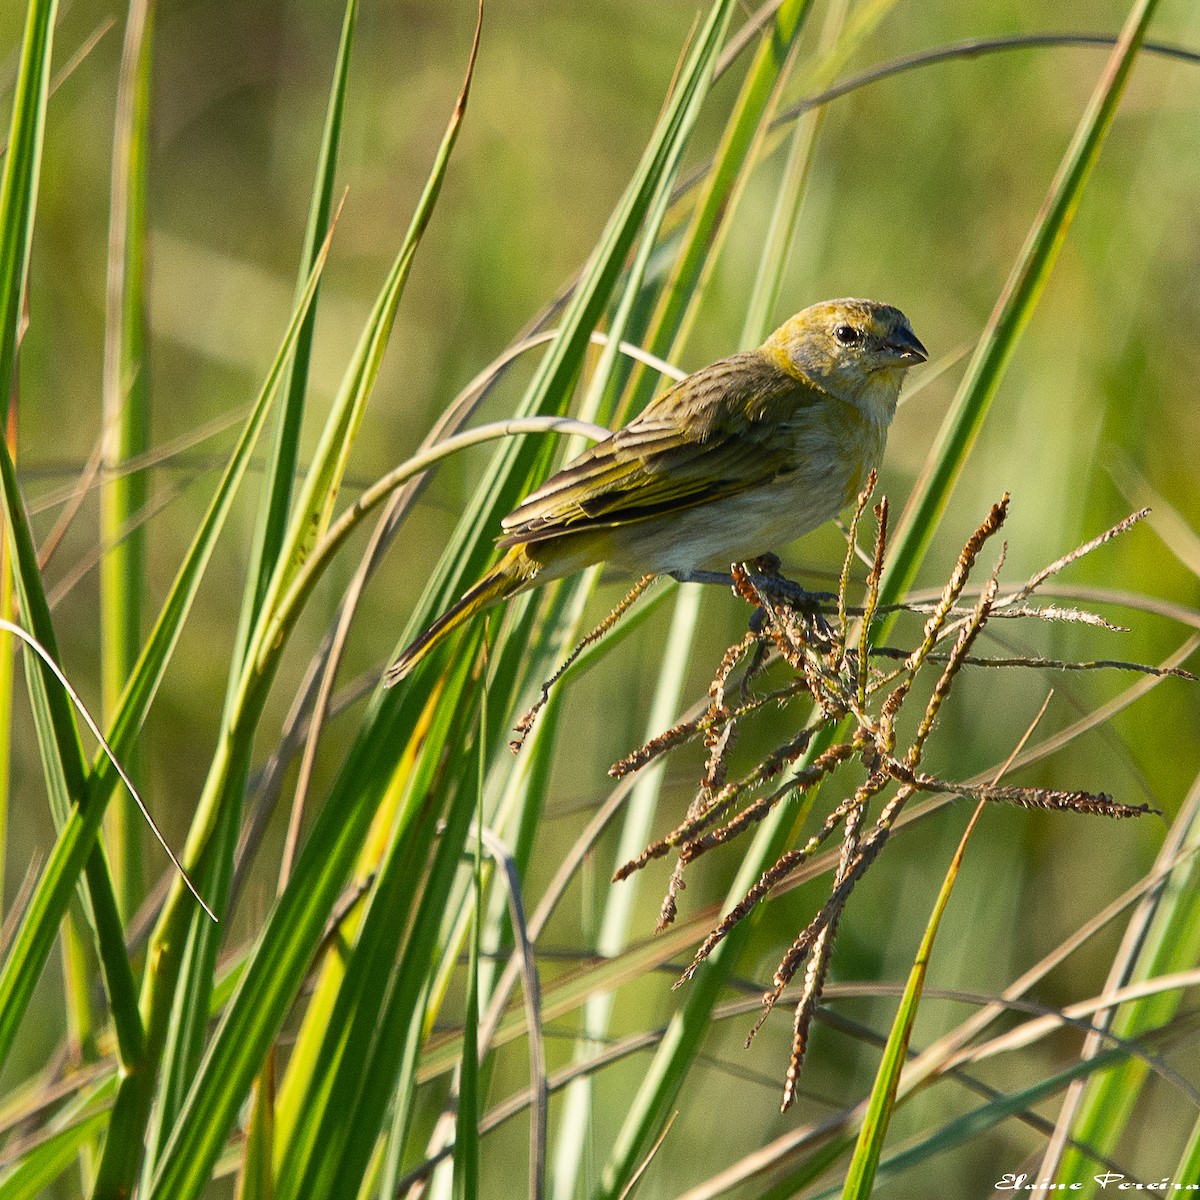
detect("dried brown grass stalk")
(511, 573), (657, 752)
(608, 480), (1173, 1109)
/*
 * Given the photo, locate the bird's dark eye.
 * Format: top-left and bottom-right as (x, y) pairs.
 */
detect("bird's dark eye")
(834, 324), (861, 346)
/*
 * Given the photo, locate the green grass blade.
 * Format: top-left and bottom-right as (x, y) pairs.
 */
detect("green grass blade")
(638, 0), (815, 368)
(0, 0), (56, 414)
(880, 0), (1162, 608)
(91, 214), (336, 802)
(0, 0), (59, 1059)
(162, 644), (480, 1200)
(845, 1046), (1139, 1194)
(234, 1061), (276, 1200)
(840, 803), (985, 1200)
(0, 1108), (110, 1200)
(0, 0), (142, 1121)
(0, 471), (12, 918)
(453, 709), (486, 1200)
(739, 0), (849, 348)
(233, 0), (356, 656)
(268, 0), (468, 604)
(550, 586), (701, 1200)
(1176, 1109), (1200, 1189)
(99, 0), (155, 923)
(787, 1044), (1135, 1200)
(316, 687), (484, 1198)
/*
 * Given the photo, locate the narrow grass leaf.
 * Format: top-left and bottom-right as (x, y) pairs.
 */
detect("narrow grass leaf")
(234, 0), (357, 645)
(453, 706), (487, 1200)
(0, 0), (147, 1127)
(0, 1108), (110, 1200)
(882, 0), (1162, 607)
(100, 0), (155, 921)
(0, 0), (56, 414)
(840, 802), (985, 1199)
(138, 4), (359, 1182)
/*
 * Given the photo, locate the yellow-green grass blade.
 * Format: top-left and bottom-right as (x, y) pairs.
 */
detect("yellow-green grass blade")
(266, 0), (463, 607)
(879, 0), (1162, 612)
(0, 0), (56, 415)
(451, 8), (806, 1176)
(1177, 1110), (1200, 1190)
(234, 1060), (276, 1200)
(550, 585), (702, 1200)
(163, 637), (483, 1200)
(625, 0), (816, 417)
(453, 712), (487, 1200)
(0, 0), (53, 916)
(739, 0), (849, 349)
(315, 715), (500, 1199)
(0, 0), (143, 1133)
(99, 0), (155, 924)
(793, 1045), (1141, 1200)
(449, 34), (816, 1178)
(117, 237), (335, 1193)
(233, 0), (356, 645)
(270, 709), (467, 1200)
(840, 803), (985, 1200)
(0, 465), (12, 923)
(757, 1005), (1194, 1200)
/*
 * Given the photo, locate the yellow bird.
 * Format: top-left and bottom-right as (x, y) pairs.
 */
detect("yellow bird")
(386, 298), (925, 683)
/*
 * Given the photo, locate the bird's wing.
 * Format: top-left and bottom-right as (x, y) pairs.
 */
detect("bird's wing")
(498, 352), (820, 547)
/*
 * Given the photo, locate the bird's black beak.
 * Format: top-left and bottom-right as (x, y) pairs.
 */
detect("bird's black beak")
(884, 326), (927, 364)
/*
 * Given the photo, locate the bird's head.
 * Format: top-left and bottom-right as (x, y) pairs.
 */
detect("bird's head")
(762, 298), (926, 420)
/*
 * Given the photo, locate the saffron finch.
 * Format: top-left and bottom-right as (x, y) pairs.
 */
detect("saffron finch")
(386, 298), (925, 683)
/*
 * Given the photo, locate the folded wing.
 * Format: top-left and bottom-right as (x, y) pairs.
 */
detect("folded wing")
(499, 352), (820, 547)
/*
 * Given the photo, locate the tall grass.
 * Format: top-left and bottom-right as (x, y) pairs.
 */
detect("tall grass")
(0, 1), (1198, 1197)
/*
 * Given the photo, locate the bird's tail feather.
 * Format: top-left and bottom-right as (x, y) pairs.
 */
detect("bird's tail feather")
(385, 548), (534, 684)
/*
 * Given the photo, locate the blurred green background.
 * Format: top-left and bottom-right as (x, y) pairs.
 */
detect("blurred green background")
(4, 0), (1200, 1195)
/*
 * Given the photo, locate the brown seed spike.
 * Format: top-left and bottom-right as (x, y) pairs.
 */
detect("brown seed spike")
(604, 496), (1165, 1103)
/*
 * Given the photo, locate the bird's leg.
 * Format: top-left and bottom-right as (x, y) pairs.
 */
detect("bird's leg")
(670, 564), (835, 607)
(669, 569), (737, 587)
(671, 562), (835, 645)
